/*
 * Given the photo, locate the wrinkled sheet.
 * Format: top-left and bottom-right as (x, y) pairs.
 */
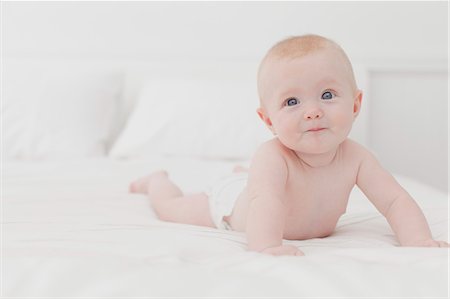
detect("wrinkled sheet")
(3, 157), (449, 297)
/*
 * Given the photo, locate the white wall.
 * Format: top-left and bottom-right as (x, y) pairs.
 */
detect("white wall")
(3, 1), (448, 62)
(2, 1), (448, 192)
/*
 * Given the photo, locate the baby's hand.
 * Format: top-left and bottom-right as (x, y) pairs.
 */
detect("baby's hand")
(408, 239), (449, 247)
(261, 244), (304, 256)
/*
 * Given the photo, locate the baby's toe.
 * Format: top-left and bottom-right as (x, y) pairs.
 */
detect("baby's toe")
(129, 182), (139, 193)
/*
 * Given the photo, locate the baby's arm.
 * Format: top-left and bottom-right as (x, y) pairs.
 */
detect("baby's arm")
(356, 149), (448, 247)
(245, 142), (303, 256)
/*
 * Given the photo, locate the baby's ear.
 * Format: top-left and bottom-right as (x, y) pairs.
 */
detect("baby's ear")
(352, 90), (363, 119)
(256, 107), (276, 135)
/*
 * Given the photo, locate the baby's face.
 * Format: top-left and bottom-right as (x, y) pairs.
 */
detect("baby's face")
(257, 48), (362, 155)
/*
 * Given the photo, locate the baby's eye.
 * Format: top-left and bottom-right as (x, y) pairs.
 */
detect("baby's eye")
(321, 91), (335, 100)
(285, 97), (299, 106)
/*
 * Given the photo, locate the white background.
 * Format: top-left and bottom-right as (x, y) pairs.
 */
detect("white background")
(2, 1), (448, 192)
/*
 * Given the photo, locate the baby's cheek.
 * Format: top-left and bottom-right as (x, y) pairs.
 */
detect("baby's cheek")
(278, 117), (298, 135)
(274, 117), (299, 145)
(337, 118), (355, 140)
(333, 111), (354, 130)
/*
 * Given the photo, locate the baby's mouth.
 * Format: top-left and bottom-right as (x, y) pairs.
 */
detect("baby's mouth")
(307, 127), (326, 132)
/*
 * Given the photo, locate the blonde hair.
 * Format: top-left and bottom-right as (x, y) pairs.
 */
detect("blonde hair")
(257, 34), (357, 103)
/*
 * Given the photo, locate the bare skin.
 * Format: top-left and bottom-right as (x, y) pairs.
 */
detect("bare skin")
(234, 137), (450, 255)
(129, 138), (448, 256)
(229, 139), (357, 241)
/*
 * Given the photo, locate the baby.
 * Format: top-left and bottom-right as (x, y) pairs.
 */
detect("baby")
(130, 34), (449, 256)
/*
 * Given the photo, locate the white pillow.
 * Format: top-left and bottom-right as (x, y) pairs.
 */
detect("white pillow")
(2, 60), (122, 160)
(109, 78), (272, 160)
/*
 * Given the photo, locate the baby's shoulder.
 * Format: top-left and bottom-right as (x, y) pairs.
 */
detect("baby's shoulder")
(340, 138), (372, 160)
(250, 138), (292, 168)
(255, 138), (291, 158)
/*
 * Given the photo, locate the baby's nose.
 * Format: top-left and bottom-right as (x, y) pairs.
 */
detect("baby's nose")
(304, 108), (324, 120)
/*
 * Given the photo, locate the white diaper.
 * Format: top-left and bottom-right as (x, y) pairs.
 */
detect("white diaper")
(206, 172), (248, 230)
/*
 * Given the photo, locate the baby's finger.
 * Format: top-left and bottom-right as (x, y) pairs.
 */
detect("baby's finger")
(438, 241), (449, 247)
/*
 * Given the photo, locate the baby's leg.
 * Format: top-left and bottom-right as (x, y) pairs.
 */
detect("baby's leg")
(129, 171), (216, 228)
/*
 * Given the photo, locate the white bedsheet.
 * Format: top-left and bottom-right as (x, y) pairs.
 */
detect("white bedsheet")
(3, 157), (449, 297)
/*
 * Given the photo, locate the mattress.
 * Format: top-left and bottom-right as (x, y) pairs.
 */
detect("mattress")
(3, 156), (449, 297)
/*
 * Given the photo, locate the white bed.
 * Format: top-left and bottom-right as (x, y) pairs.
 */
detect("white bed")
(3, 155), (449, 297)
(2, 56), (449, 297)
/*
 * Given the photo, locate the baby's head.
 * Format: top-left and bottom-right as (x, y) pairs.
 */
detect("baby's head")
(256, 34), (362, 154)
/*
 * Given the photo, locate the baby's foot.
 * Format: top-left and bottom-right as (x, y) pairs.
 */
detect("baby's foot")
(129, 170), (168, 194)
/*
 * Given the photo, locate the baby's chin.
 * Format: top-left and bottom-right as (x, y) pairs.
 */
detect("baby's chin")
(294, 148), (335, 156)
(277, 133), (346, 155)
(297, 133), (349, 152)
(291, 142), (341, 156)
